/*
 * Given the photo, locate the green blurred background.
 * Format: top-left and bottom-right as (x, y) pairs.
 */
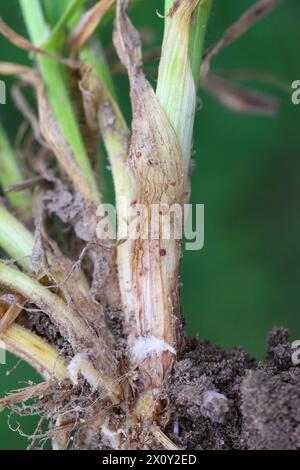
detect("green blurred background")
(0, 0), (299, 449)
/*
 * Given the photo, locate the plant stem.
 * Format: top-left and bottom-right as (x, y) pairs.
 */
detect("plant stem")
(42, 0), (69, 26)
(110, 2), (196, 423)
(1, 323), (68, 380)
(158, 0), (213, 175)
(0, 206), (34, 271)
(115, 0), (212, 417)
(164, 0), (213, 78)
(0, 124), (32, 219)
(19, 0), (100, 205)
(189, 0), (213, 86)
(42, 0), (87, 48)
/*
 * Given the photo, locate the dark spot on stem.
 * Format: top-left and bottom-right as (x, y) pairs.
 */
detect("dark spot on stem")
(168, 0), (180, 17)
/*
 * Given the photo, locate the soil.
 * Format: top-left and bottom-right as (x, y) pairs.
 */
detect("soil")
(165, 327), (300, 450)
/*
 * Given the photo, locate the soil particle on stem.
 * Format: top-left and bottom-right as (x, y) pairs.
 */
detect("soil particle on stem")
(166, 328), (300, 450)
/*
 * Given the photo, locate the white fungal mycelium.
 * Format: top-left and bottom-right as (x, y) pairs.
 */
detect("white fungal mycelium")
(291, 340), (300, 365)
(67, 354), (100, 391)
(131, 335), (176, 364)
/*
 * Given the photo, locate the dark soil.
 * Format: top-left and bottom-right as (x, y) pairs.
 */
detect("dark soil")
(166, 328), (300, 450)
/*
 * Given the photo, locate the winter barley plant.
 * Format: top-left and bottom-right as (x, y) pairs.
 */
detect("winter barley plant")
(0, 0), (282, 450)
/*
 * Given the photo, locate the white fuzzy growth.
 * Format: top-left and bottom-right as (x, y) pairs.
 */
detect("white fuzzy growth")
(292, 351), (300, 366)
(131, 335), (176, 364)
(67, 355), (83, 385)
(291, 340), (300, 365)
(67, 354), (100, 391)
(101, 419), (125, 450)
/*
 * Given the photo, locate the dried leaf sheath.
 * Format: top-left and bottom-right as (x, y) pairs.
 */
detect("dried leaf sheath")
(71, 0), (115, 55)
(113, 1), (184, 401)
